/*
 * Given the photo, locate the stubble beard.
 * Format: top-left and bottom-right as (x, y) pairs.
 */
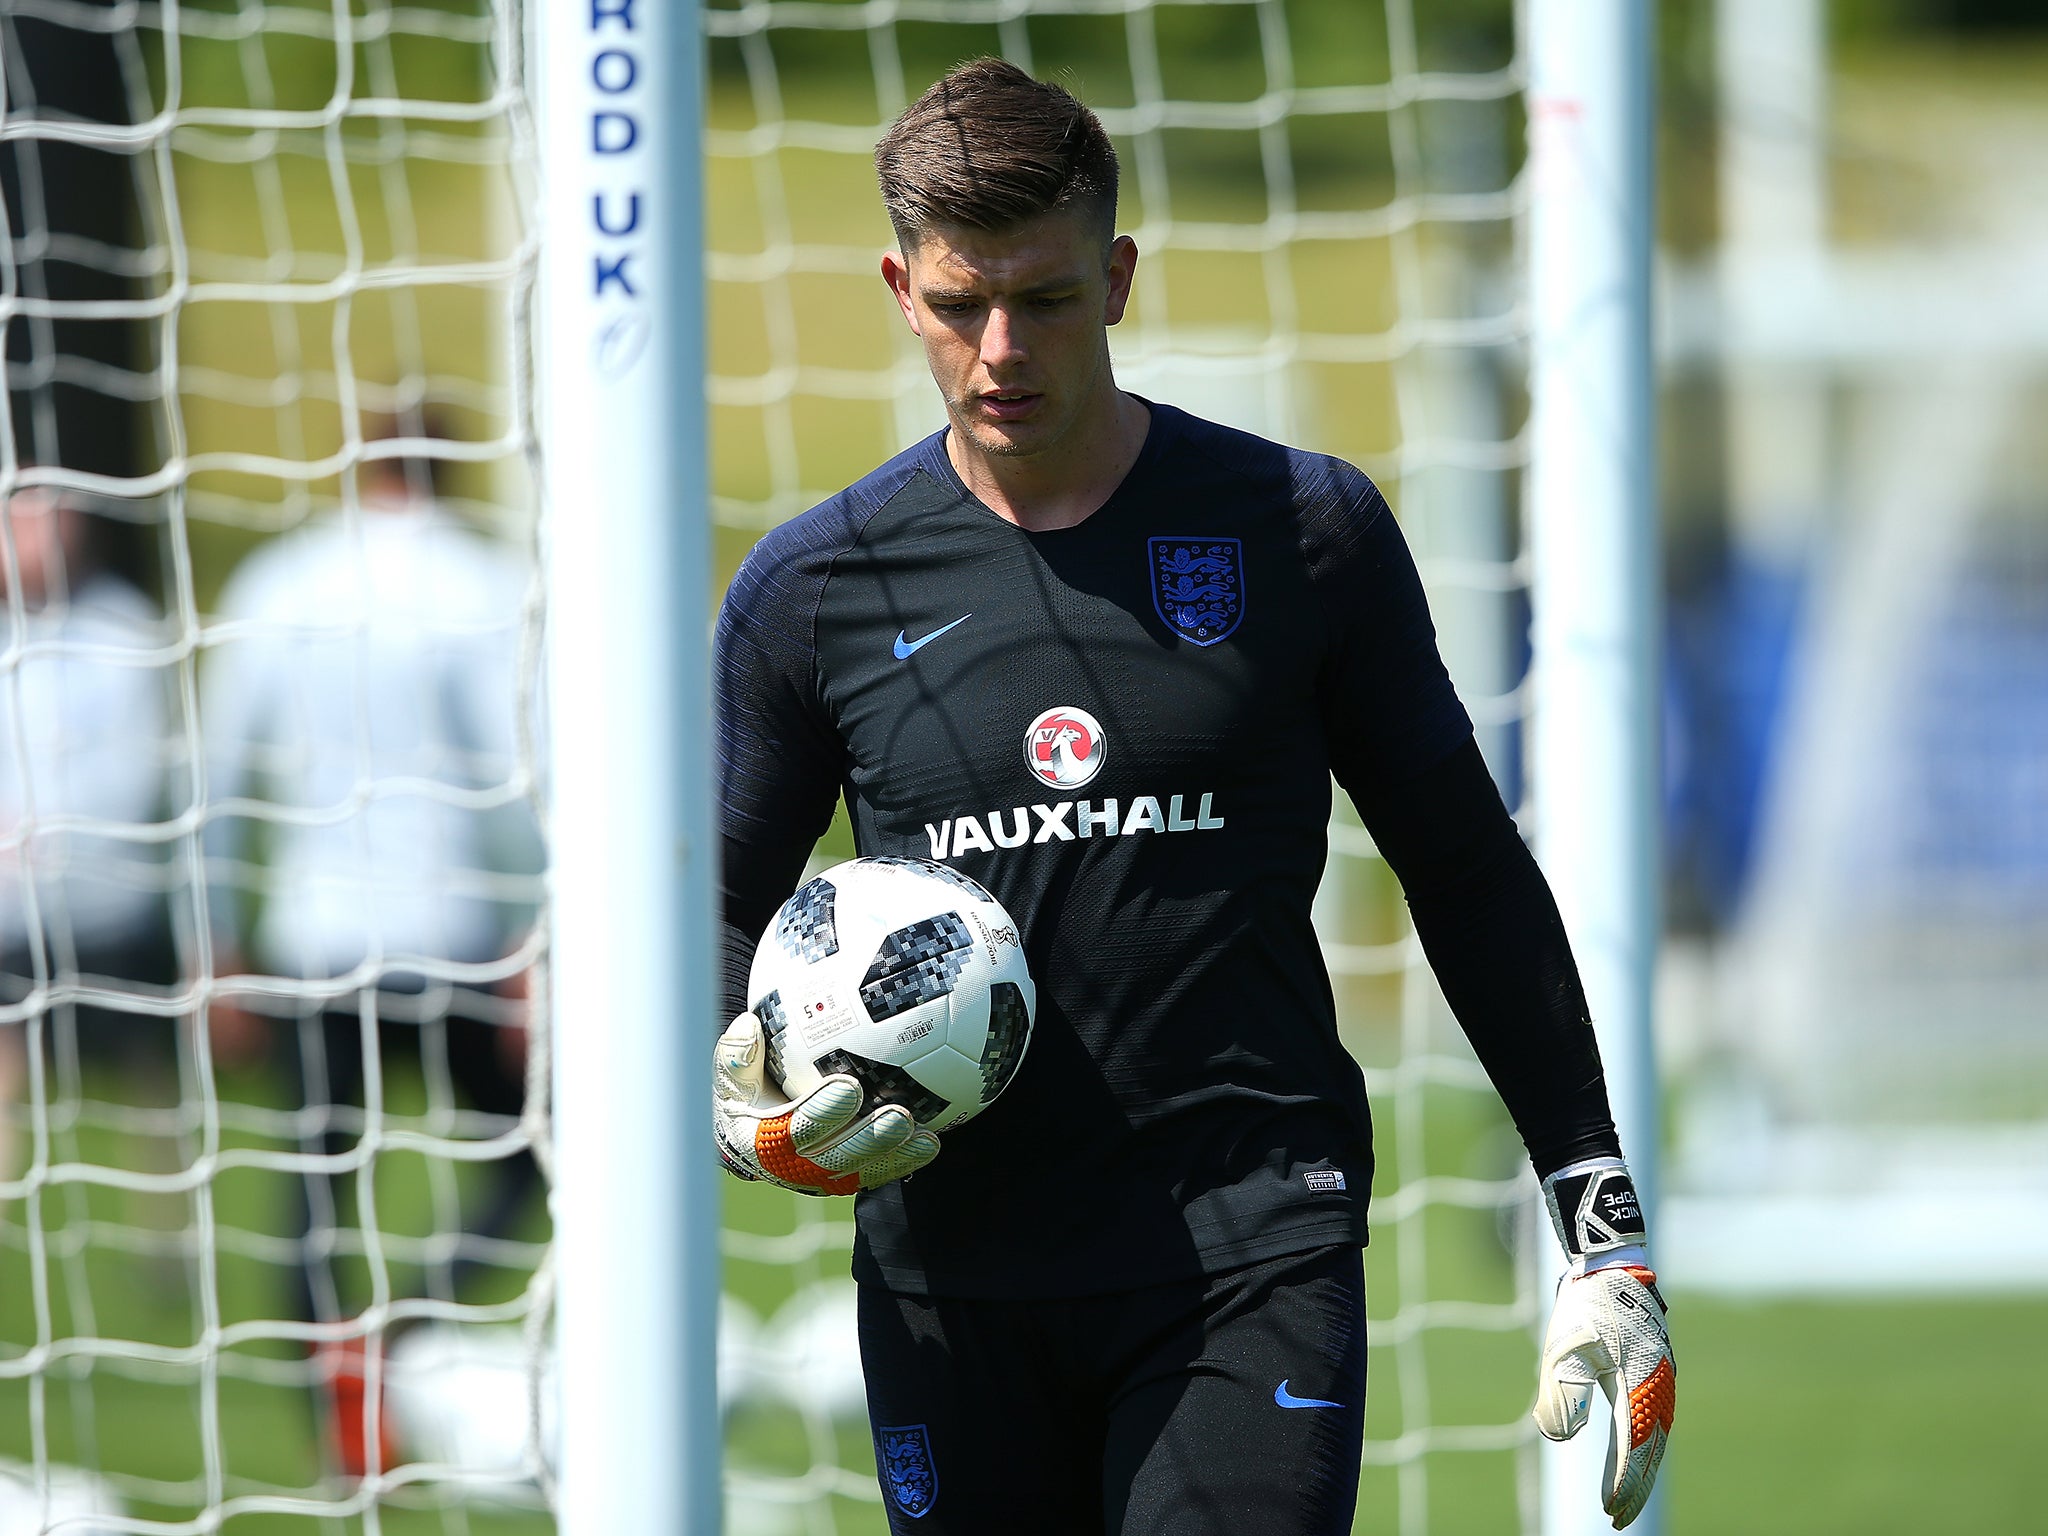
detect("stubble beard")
(957, 413), (1044, 459)
(946, 346), (1112, 463)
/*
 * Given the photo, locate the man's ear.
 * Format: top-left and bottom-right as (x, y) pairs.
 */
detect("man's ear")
(1103, 235), (1139, 327)
(881, 248), (922, 337)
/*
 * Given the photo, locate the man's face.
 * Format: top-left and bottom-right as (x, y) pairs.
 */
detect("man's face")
(883, 212), (1137, 462)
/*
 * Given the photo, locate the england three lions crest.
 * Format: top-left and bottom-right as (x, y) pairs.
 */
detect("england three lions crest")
(878, 1423), (937, 1518)
(1149, 537), (1244, 647)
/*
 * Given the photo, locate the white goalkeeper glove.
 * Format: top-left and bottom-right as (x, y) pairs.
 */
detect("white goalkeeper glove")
(1533, 1158), (1675, 1530)
(713, 1012), (940, 1196)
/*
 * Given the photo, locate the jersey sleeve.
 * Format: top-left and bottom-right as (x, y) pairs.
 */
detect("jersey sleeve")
(715, 529), (847, 1025)
(1301, 469), (1473, 779)
(1305, 469), (1621, 1177)
(1348, 737), (1622, 1176)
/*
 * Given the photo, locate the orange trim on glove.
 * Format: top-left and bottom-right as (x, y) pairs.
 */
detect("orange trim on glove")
(755, 1111), (861, 1196)
(1628, 1355), (1676, 1448)
(1619, 1265), (1676, 1449)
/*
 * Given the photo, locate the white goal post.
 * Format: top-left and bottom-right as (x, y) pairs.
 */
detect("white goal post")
(536, 0), (721, 1532)
(1524, 3), (1661, 1535)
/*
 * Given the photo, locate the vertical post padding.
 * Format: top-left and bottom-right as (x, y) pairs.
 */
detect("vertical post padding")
(541, 0), (720, 1530)
(1527, 3), (1661, 1534)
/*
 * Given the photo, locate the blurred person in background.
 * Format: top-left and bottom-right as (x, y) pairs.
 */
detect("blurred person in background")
(0, 479), (178, 1179)
(3, 0), (183, 1173)
(200, 410), (543, 1476)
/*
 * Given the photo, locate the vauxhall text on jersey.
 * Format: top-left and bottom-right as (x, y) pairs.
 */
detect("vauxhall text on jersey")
(716, 403), (1484, 1296)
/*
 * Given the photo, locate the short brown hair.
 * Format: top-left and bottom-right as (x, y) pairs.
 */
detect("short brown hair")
(874, 59), (1119, 248)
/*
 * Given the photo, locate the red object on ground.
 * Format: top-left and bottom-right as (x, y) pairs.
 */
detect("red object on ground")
(315, 1333), (399, 1478)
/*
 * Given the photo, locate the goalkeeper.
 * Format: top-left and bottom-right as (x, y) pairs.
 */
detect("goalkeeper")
(715, 59), (1673, 1535)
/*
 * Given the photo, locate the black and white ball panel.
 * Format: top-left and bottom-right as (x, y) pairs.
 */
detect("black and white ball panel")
(978, 981), (1030, 1105)
(860, 913), (973, 1021)
(776, 874), (840, 962)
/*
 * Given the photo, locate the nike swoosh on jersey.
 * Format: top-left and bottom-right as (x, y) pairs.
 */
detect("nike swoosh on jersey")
(1273, 1380), (1344, 1410)
(893, 614), (973, 660)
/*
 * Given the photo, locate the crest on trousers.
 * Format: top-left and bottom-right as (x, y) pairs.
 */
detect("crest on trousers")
(878, 1424), (937, 1518)
(1149, 537), (1244, 647)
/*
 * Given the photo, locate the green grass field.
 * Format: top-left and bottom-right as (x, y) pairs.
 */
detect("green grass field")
(718, 1086), (2048, 1535)
(8, 1127), (2045, 1536)
(721, 1177), (2048, 1536)
(1669, 1293), (2048, 1536)
(0, 1055), (553, 1534)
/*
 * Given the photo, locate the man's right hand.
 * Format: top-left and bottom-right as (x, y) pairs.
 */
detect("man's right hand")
(712, 1012), (940, 1195)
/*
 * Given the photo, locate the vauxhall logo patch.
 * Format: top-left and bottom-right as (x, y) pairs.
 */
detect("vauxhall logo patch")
(924, 793), (1226, 860)
(1024, 705), (1106, 789)
(924, 705), (1227, 861)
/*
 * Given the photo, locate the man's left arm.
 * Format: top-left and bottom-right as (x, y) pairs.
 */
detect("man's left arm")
(1311, 479), (1672, 1528)
(1344, 737), (1616, 1171)
(1346, 742), (1674, 1528)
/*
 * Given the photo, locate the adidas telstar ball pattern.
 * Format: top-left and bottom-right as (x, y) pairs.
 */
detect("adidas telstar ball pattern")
(747, 857), (1036, 1133)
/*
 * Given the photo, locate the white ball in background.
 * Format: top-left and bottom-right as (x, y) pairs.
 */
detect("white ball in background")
(0, 1458), (123, 1535)
(386, 1323), (555, 1490)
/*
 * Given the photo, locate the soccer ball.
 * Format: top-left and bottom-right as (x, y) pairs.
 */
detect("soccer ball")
(747, 857), (1036, 1133)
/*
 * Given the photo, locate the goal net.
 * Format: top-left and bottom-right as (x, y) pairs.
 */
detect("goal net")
(3, 0), (1547, 1533)
(1, 0), (549, 1529)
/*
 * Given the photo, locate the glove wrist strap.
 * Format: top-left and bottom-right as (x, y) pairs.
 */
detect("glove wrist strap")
(1543, 1156), (1648, 1272)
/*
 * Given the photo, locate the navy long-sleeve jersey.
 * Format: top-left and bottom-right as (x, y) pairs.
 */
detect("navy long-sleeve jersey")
(717, 402), (1619, 1297)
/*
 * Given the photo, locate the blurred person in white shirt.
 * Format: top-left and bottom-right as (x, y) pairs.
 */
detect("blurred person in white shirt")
(0, 478), (181, 1178)
(201, 412), (544, 1469)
